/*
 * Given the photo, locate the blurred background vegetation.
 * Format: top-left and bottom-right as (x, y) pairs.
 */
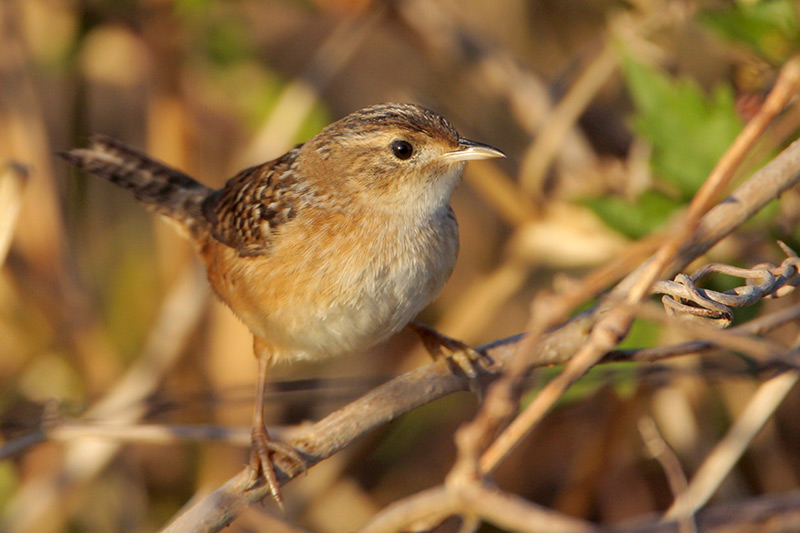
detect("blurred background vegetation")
(1, 0), (800, 531)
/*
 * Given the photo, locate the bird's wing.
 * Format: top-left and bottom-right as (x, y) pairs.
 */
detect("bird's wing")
(202, 147), (304, 257)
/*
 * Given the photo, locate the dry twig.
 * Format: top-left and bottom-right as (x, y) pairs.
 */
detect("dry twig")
(664, 359), (800, 521)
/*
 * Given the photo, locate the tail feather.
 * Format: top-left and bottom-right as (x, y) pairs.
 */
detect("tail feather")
(60, 135), (213, 238)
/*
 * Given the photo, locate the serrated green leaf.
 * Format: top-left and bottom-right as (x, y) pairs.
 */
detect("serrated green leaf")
(622, 56), (743, 197)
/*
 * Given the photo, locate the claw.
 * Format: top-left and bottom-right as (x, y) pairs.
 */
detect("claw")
(247, 424), (307, 511)
(408, 322), (493, 379)
(443, 344), (490, 379)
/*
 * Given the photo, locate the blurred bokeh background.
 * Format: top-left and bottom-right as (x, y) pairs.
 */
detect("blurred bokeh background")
(2, 0), (800, 531)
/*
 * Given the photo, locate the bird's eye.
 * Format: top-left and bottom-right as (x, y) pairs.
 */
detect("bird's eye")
(391, 140), (414, 160)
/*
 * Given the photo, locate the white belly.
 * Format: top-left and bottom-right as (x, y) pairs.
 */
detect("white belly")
(286, 215), (458, 360)
(207, 205), (459, 364)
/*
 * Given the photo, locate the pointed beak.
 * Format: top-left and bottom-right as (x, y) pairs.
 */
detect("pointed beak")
(440, 138), (506, 163)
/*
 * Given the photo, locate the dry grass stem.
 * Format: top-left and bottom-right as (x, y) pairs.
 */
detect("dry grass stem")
(357, 484), (595, 533)
(520, 40), (618, 195)
(240, 7), (385, 166)
(1, 264), (209, 532)
(0, 422), (307, 455)
(664, 368), (800, 521)
(462, 160), (537, 226)
(639, 417), (696, 533)
(0, 162), (28, 266)
(398, 0), (598, 171)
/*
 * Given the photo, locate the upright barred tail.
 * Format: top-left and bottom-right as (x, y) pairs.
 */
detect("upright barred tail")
(60, 135), (213, 239)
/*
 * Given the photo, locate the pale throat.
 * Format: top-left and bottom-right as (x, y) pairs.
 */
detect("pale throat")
(361, 161), (464, 221)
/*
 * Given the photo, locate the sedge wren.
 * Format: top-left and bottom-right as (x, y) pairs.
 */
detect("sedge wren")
(61, 103), (505, 507)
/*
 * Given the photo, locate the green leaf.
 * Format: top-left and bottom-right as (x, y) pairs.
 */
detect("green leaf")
(584, 190), (683, 239)
(621, 55), (743, 197)
(701, 0), (799, 63)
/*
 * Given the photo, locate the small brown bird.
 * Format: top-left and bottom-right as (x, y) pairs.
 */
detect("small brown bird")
(61, 103), (504, 507)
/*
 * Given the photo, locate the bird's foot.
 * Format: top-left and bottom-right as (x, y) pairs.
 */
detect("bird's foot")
(409, 322), (493, 379)
(246, 425), (307, 512)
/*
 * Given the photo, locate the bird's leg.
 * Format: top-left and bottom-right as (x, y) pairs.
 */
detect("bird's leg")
(246, 337), (307, 511)
(407, 321), (493, 379)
